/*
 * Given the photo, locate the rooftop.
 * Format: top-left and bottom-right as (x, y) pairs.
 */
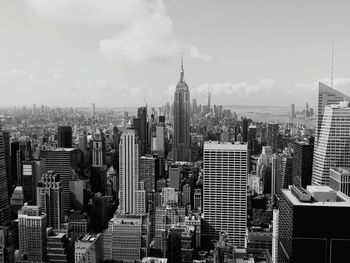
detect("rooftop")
(204, 141), (247, 150)
(331, 167), (350, 175)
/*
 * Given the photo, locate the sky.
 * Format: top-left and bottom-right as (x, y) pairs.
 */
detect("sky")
(1, 0), (350, 108)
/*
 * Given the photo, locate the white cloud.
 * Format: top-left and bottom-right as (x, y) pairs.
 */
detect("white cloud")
(25, 0), (210, 62)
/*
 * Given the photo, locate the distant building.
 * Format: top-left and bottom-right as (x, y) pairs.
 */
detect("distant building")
(173, 59), (191, 161)
(58, 126), (72, 148)
(92, 129), (106, 166)
(290, 104), (295, 119)
(168, 167), (181, 191)
(267, 123), (279, 153)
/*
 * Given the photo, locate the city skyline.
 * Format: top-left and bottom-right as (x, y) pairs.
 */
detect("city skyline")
(1, 1), (350, 107)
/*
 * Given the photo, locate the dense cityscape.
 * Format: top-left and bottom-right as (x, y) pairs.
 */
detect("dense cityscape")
(1, 58), (349, 263)
(2, 1), (350, 263)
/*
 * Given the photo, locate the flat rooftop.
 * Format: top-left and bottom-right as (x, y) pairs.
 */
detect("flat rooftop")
(204, 141), (247, 150)
(331, 167), (350, 175)
(282, 188), (350, 207)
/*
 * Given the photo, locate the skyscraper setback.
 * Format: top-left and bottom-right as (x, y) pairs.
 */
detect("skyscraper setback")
(173, 59), (191, 162)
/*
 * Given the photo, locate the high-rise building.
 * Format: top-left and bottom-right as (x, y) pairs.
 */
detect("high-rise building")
(312, 102), (350, 185)
(47, 231), (71, 263)
(173, 59), (191, 161)
(192, 99), (197, 115)
(140, 155), (158, 193)
(194, 189), (202, 211)
(316, 82), (350, 143)
(119, 129), (146, 214)
(37, 171), (63, 229)
(280, 155), (293, 189)
(0, 129), (10, 225)
(329, 167), (350, 197)
(271, 154), (281, 203)
(203, 142), (247, 248)
(267, 123), (279, 153)
(290, 104), (295, 119)
(169, 167), (181, 191)
(22, 158), (46, 205)
(102, 213), (149, 262)
(92, 129), (106, 166)
(242, 118), (248, 143)
(75, 233), (102, 263)
(291, 137), (314, 188)
(278, 185), (350, 263)
(135, 106), (148, 156)
(18, 204), (47, 262)
(57, 126), (72, 148)
(207, 90), (211, 114)
(40, 148), (78, 214)
(91, 103), (95, 119)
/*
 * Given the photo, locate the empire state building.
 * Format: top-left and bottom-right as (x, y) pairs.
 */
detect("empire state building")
(173, 59), (191, 161)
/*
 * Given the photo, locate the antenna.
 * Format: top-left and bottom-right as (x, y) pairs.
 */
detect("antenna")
(331, 31), (334, 88)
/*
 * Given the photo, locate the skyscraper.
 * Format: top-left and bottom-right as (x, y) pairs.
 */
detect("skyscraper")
(312, 101), (350, 185)
(57, 126), (72, 148)
(292, 137), (314, 188)
(37, 171), (63, 229)
(119, 129), (146, 214)
(92, 129), (106, 166)
(173, 59), (191, 161)
(135, 106), (148, 156)
(0, 129), (10, 225)
(203, 142), (247, 248)
(267, 123), (279, 153)
(278, 185), (350, 263)
(22, 158), (46, 205)
(316, 82), (349, 143)
(40, 148), (78, 214)
(290, 103), (295, 119)
(18, 204), (47, 262)
(242, 117), (248, 143)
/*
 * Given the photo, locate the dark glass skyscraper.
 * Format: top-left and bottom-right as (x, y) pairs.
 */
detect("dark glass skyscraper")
(57, 126), (72, 148)
(173, 59), (191, 161)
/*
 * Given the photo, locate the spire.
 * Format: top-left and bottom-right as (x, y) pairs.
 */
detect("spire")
(180, 53), (184, 82)
(330, 31), (334, 89)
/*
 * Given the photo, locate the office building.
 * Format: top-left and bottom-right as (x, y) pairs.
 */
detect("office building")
(119, 129), (146, 214)
(203, 142), (247, 248)
(173, 59), (191, 161)
(47, 231), (71, 263)
(140, 155), (158, 193)
(280, 155), (293, 189)
(278, 185), (350, 263)
(312, 102), (350, 185)
(40, 148), (78, 214)
(290, 104), (295, 119)
(169, 167), (181, 191)
(18, 204), (47, 262)
(102, 213), (149, 262)
(329, 167), (350, 197)
(92, 129), (106, 166)
(316, 82), (350, 143)
(291, 137), (314, 188)
(167, 223), (195, 263)
(37, 171), (63, 229)
(58, 126), (72, 148)
(22, 158), (46, 205)
(75, 234), (101, 263)
(194, 189), (202, 211)
(248, 125), (258, 156)
(0, 130), (10, 225)
(68, 211), (88, 239)
(267, 123), (279, 153)
(133, 106), (148, 156)
(242, 118), (248, 143)
(181, 183), (191, 206)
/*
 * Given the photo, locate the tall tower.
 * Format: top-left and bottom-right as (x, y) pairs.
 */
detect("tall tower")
(312, 101), (350, 185)
(119, 129), (146, 214)
(92, 129), (106, 166)
(207, 89), (211, 113)
(57, 126), (72, 148)
(173, 58), (191, 161)
(0, 128), (10, 225)
(203, 142), (247, 248)
(37, 171), (63, 229)
(316, 82), (349, 143)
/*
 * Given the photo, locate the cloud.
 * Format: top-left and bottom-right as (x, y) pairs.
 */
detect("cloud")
(25, 0), (210, 62)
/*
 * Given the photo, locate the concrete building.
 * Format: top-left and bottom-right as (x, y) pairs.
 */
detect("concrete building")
(329, 167), (350, 197)
(193, 189), (202, 211)
(47, 231), (71, 263)
(18, 204), (47, 262)
(119, 129), (146, 214)
(92, 129), (106, 167)
(57, 126), (72, 148)
(22, 158), (46, 205)
(75, 234), (101, 263)
(40, 148), (78, 214)
(312, 102), (350, 185)
(102, 213), (149, 262)
(168, 167), (181, 191)
(37, 171), (63, 229)
(203, 142), (247, 248)
(267, 123), (279, 153)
